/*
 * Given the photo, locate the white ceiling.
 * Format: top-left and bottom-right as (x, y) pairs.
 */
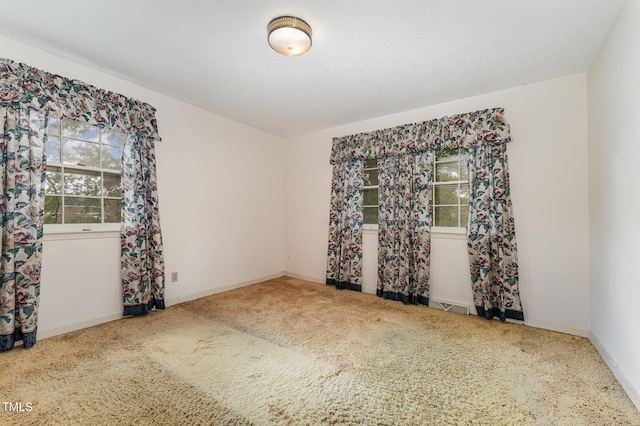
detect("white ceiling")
(0, 0), (625, 137)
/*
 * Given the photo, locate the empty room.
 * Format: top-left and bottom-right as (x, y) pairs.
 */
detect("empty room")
(1, 0), (639, 424)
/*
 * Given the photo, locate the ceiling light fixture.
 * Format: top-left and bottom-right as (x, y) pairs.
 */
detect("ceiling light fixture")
(267, 16), (312, 56)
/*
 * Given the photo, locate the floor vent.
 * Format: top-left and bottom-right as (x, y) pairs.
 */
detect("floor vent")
(430, 298), (471, 315)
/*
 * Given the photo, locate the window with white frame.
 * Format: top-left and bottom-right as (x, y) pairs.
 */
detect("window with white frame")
(363, 158), (378, 226)
(432, 148), (469, 231)
(44, 118), (126, 231)
(361, 150), (469, 232)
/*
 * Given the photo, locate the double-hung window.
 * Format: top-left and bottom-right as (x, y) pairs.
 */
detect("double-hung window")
(361, 149), (469, 233)
(363, 158), (379, 228)
(432, 148), (469, 232)
(44, 118), (125, 233)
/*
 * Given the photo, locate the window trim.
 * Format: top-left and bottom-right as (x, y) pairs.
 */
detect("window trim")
(363, 158), (379, 227)
(363, 225), (466, 235)
(432, 148), (469, 232)
(43, 227), (119, 241)
(360, 150), (470, 235)
(44, 223), (120, 234)
(431, 226), (466, 236)
(431, 180), (469, 232)
(44, 118), (124, 230)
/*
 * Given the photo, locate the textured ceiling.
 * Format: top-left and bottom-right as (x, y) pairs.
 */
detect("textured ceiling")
(0, 0), (625, 137)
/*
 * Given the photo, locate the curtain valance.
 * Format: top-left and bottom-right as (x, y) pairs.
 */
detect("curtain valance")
(0, 58), (160, 141)
(330, 107), (510, 164)
(326, 105), (524, 322)
(1, 57), (165, 351)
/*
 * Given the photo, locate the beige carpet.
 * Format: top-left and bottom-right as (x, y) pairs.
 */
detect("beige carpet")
(1, 277), (638, 425)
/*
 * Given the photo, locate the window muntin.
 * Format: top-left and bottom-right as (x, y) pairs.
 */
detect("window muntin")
(363, 158), (379, 226)
(432, 148), (469, 229)
(44, 118), (125, 229)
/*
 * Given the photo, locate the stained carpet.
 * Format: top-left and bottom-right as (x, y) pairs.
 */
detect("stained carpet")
(0, 277), (638, 425)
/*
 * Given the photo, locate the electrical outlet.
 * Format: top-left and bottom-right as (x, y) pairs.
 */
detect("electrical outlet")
(171, 271), (178, 282)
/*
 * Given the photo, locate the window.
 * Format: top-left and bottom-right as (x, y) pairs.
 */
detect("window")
(362, 150), (469, 231)
(432, 148), (469, 230)
(44, 118), (126, 231)
(363, 158), (378, 226)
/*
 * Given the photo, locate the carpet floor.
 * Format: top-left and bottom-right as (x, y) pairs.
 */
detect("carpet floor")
(0, 276), (638, 425)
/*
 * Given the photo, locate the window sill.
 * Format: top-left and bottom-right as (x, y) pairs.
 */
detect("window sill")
(363, 225), (466, 239)
(363, 224), (379, 231)
(431, 229), (466, 240)
(44, 230), (119, 241)
(44, 225), (120, 241)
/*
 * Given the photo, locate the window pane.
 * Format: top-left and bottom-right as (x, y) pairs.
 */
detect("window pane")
(435, 162), (460, 182)
(434, 206), (459, 227)
(364, 207), (378, 224)
(44, 196), (62, 224)
(460, 206), (469, 228)
(458, 184), (470, 205)
(436, 148), (459, 162)
(459, 162), (468, 180)
(103, 173), (121, 197)
(44, 166), (62, 195)
(64, 169), (102, 196)
(63, 139), (101, 167)
(101, 145), (123, 170)
(364, 158), (377, 169)
(104, 198), (121, 223)
(363, 188), (378, 206)
(47, 117), (61, 135)
(459, 150), (468, 163)
(433, 148), (468, 229)
(44, 119), (125, 227)
(62, 120), (99, 141)
(46, 137), (61, 163)
(434, 185), (458, 205)
(103, 129), (127, 146)
(364, 169), (378, 187)
(64, 197), (101, 223)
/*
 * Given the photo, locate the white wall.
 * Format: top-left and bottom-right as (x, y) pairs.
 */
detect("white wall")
(0, 35), (286, 336)
(285, 73), (590, 335)
(587, 0), (640, 408)
(3, 16), (636, 408)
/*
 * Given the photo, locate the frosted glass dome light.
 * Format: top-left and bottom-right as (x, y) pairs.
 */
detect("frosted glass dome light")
(268, 16), (312, 56)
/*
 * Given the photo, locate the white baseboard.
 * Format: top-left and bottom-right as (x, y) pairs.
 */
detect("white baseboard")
(282, 271), (325, 285)
(361, 285), (377, 295)
(521, 318), (591, 338)
(166, 271), (287, 306)
(37, 272), (287, 341)
(38, 312), (123, 340)
(286, 275), (594, 338)
(590, 331), (640, 411)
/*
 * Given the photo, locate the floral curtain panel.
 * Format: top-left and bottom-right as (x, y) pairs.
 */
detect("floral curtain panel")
(0, 58), (164, 349)
(121, 136), (165, 315)
(467, 142), (523, 320)
(329, 107), (524, 321)
(0, 107), (46, 350)
(377, 152), (434, 305)
(326, 159), (364, 291)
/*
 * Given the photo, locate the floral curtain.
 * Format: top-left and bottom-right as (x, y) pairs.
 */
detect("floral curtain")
(121, 135), (165, 315)
(377, 151), (434, 305)
(326, 159), (363, 291)
(0, 58), (164, 348)
(0, 107), (46, 350)
(467, 142), (523, 320)
(329, 107), (524, 321)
